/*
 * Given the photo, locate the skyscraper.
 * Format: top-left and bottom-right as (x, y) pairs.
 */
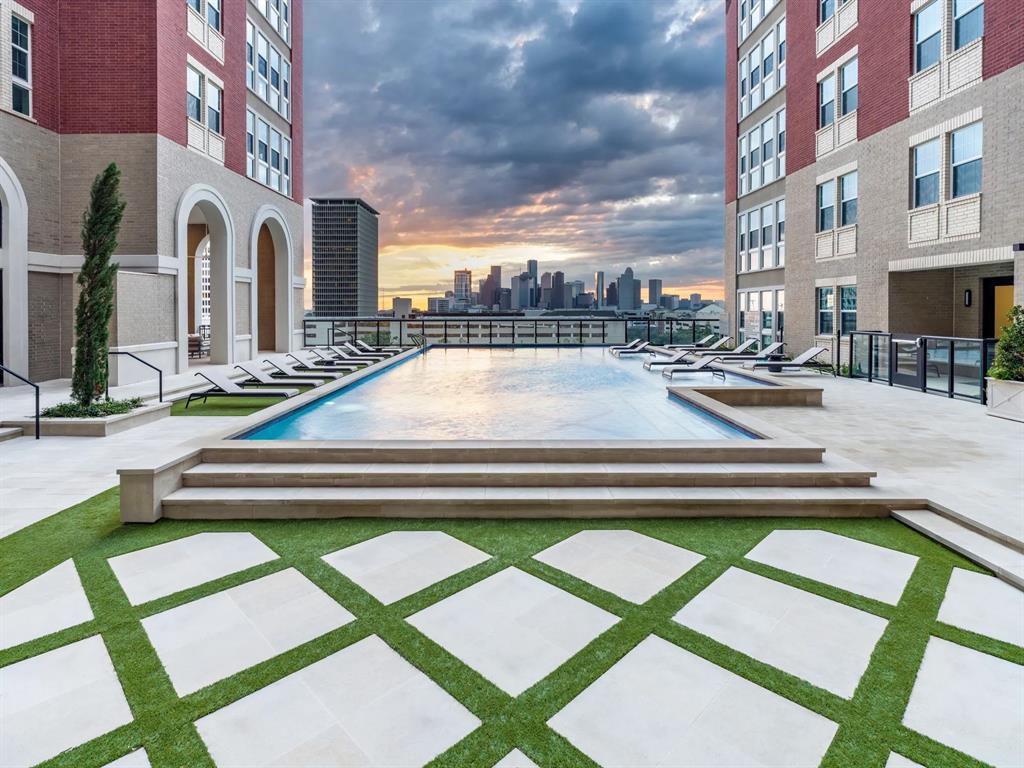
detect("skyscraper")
(312, 198), (380, 317)
(453, 269), (472, 308)
(648, 279), (663, 307)
(511, 272), (534, 310)
(594, 271), (605, 307)
(550, 271), (566, 309)
(617, 268), (640, 310)
(607, 281), (618, 307)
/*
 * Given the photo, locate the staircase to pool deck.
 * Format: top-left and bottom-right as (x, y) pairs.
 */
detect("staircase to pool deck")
(151, 442), (923, 520)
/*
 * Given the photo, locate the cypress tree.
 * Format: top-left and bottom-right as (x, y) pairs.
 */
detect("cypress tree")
(72, 163), (125, 406)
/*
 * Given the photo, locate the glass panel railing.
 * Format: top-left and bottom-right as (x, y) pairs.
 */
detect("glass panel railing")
(535, 321), (557, 344)
(625, 320), (648, 345)
(924, 338), (951, 393)
(952, 340), (983, 400)
(871, 335), (889, 382)
(850, 333), (869, 378)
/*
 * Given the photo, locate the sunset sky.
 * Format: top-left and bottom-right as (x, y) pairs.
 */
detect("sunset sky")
(302, 0), (726, 309)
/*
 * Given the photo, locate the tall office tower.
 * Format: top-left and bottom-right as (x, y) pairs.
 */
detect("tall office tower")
(312, 199), (380, 317)
(527, 260), (539, 305)
(541, 272), (553, 289)
(594, 271), (605, 307)
(550, 271), (566, 309)
(648, 279), (663, 307)
(607, 281), (618, 307)
(724, 0), (1021, 352)
(511, 272), (533, 309)
(660, 295), (680, 311)
(480, 275), (496, 308)
(392, 297), (412, 318)
(497, 287), (512, 311)
(617, 268), (640, 310)
(0, 0), (305, 384)
(690, 293), (701, 306)
(570, 280), (585, 299)
(427, 297), (451, 312)
(453, 270), (472, 308)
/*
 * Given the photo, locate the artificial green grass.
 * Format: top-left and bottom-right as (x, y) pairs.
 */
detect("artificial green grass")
(169, 384), (314, 416)
(41, 397), (145, 418)
(2, 493), (1019, 768)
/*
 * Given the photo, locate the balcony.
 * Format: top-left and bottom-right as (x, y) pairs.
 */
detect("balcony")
(815, 0), (858, 57)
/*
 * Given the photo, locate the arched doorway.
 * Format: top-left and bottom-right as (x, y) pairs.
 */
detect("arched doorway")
(0, 156), (29, 384)
(251, 206), (293, 354)
(174, 185), (235, 372)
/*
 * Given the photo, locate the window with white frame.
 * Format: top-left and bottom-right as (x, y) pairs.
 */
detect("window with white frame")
(953, 0), (983, 49)
(738, 17), (785, 120)
(914, 1), (941, 72)
(818, 74), (835, 127)
(950, 122), (982, 198)
(246, 22), (255, 89)
(246, 108), (292, 196)
(817, 179), (835, 232)
(11, 13), (31, 117)
(840, 57), (857, 115)
(207, 82), (222, 135)
(738, 106), (785, 195)
(206, 0), (221, 31)
(840, 171), (858, 225)
(776, 199), (785, 265)
(256, 32), (269, 99)
(760, 114), (776, 184)
(840, 286), (857, 335)
(820, 0), (851, 24)
(912, 138), (940, 207)
(776, 19), (786, 87)
(186, 66), (203, 122)
(736, 197), (785, 273)
(187, 0), (201, 12)
(248, 26), (291, 121)
(252, 0), (291, 42)
(817, 287), (834, 334)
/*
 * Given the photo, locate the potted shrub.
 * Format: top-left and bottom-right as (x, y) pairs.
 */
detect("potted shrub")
(986, 304), (1024, 422)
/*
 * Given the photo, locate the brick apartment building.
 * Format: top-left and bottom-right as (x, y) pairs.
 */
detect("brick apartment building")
(0, 0), (304, 385)
(723, 0), (1023, 362)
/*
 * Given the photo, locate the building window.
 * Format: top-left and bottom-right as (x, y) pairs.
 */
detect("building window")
(253, 0), (291, 41)
(954, 0), (983, 49)
(818, 74), (835, 127)
(246, 22), (255, 89)
(206, 0), (220, 31)
(246, 108), (292, 196)
(777, 20), (786, 86)
(913, 138), (940, 207)
(256, 33), (269, 99)
(187, 0), (201, 12)
(749, 208), (761, 251)
(817, 288), (834, 335)
(840, 286), (857, 335)
(207, 82), (222, 134)
(11, 14), (31, 117)
(840, 171), (858, 226)
(246, 110), (255, 176)
(186, 66), (203, 122)
(840, 58), (858, 115)
(820, 0), (835, 23)
(817, 180), (835, 232)
(914, 1), (941, 72)
(950, 122), (982, 198)
(776, 199), (785, 265)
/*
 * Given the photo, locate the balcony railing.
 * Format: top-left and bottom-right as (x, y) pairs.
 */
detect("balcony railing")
(848, 331), (997, 403)
(304, 316), (723, 349)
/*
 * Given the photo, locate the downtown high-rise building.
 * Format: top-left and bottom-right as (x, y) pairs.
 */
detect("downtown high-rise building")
(617, 267), (641, 310)
(527, 260), (539, 306)
(453, 269), (472, 308)
(550, 271), (566, 309)
(312, 198), (380, 316)
(648, 279), (663, 307)
(594, 271), (605, 307)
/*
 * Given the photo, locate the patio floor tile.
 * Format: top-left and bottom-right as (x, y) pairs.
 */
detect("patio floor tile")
(406, 567), (618, 695)
(672, 567), (887, 698)
(194, 635), (479, 767)
(321, 531), (490, 605)
(108, 532), (278, 605)
(937, 568), (1024, 647)
(493, 748), (540, 767)
(141, 568), (354, 696)
(903, 637), (1024, 767)
(0, 559), (93, 650)
(548, 635), (838, 767)
(744, 529), (918, 604)
(102, 749), (151, 767)
(533, 529), (704, 603)
(0, 636), (133, 768)
(885, 754), (924, 767)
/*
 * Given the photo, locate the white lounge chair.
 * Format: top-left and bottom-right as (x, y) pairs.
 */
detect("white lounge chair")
(608, 338), (644, 353)
(714, 341), (785, 363)
(611, 341), (652, 357)
(689, 338), (758, 357)
(745, 346), (834, 375)
(341, 341), (395, 357)
(235, 362), (325, 388)
(288, 350), (363, 371)
(660, 355), (723, 378)
(665, 333), (716, 350)
(666, 335), (733, 353)
(184, 371), (298, 408)
(266, 358), (344, 380)
(643, 349), (698, 370)
(332, 344), (389, 361)
(354, 339), (402, 354)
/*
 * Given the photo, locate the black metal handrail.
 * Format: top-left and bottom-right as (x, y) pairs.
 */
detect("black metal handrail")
(106, 352), (164, 402)
(0, 364), (40, 439)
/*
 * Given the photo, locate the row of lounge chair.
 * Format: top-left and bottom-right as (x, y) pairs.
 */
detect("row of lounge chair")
(609, 336), (834, 377)
(183, 341), (403, 408)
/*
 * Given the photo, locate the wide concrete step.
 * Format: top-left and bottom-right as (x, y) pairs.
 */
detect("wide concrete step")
(182, 459), (874, 488)
(162, 485), (919, 520)
(893, 509), (1024, 591)
(0, 426), (24, 442)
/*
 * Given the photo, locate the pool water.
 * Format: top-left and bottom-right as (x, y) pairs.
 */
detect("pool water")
(242, 348), (758, 441)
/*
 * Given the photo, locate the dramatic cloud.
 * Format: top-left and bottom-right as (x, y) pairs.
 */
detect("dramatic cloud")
(304, 0), (726, 306)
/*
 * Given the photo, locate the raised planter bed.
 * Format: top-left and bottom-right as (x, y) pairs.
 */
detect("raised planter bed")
(986, 378), (1024, 423)
(2, 401), (172, 437)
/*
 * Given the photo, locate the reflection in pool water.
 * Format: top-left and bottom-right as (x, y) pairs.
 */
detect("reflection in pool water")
(242, 347), (760, 441)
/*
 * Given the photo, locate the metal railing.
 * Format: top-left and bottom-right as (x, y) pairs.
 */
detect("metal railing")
(0, 364), (40, 439)
(106, 351), (164, 402)
(304, 316), (722, 349)
(848, 331), (997, 403)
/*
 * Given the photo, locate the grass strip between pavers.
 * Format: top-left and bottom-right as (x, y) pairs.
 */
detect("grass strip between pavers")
(1, 495), (1018, 768)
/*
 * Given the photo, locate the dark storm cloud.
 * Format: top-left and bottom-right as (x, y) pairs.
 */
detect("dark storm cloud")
(305, 0), (726, 291)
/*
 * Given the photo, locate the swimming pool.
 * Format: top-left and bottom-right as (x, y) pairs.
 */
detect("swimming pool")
(243, 348), (758, 441)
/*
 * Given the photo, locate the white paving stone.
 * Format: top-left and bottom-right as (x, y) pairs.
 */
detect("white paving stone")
(321, 530), (490, 605)
(672, 567), (887, 698)
(493, 748), (539, 767)
(195, 634), (479, 767)
(108, 532), (278, 605)
(886, 754), (925, 768)
(102, 749), (151, 767)
(533, 529), (704, 603)
(745, 529), (919, 604)
(142, 568), (354, 696)
(0, 636), (134, 768)
(407, 567), (619, 695)
(548, 635), (838, 767)
(903, 637), (1024, 767)
(938, 568), (1024, 647)
(0, 559), (93, 650)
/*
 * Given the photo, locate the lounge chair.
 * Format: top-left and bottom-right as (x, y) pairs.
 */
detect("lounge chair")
(342, 341), (396, 357)
(353, 339), (402, 354)
(608, 338), (644, 353)
(664, 333), (716, 350)
(689, 338), (758, 357)
(713, 341), (785, 363)
(330, 344), (389, 361)
(235, 362), (325, 388)
(265, 358), (344, 380)
(660, 355), (725, 379)
(666, 335), (732, 352)
(611, 341), (652, 357)
(745, 346), (834, 375)
(288, 351), (363, 371)
(643, 349), (700, 370)
(184, 371), (298, 409)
